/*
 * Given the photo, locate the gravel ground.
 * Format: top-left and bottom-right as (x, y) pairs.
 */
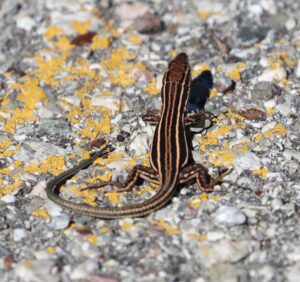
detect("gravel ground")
(1, 0), (300, 281)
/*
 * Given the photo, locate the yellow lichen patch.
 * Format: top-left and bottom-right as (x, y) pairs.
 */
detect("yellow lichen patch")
(127, 35), (143, 45)
(77, 109), (112, 140)
(65, 58), (100, 85)
(23, 261), (33, 268)
(120, 219), (134, 231)
(41, 156), (65, 175)
(169, 49), (177, 58)
(203, 247), (210, 257)
(69, 186), (98, 207)
(106, 192), (122, 205)
(209, 194), (222, 202)
(104, 21), (120, 38)
(44, 25), (64, 41)
(252, 167), (268, 179)
(135, 184), (158, 196)
(85, 234), (97, 245)
(111, 69), (135, 88)
(54, 36), (74, 52)
(34, 55), (68, 87)
(227, 63), (246, 81)
(72, 19), (91, 35)
(46, 247), (55, 254)
(189, 197), (201, 209)
(189, 193), (210, 209)
(12, 78), (48, 109)
(266, 107), (275, 115)
(192, 64), (210, 77)
(254, 124), (288, 141)
(279, 38), (286, 45)
(280, 51), (296, 67)
(197, 11), (214, 20)
(3, 108), (36, 134)
(101, 46), (135, 69)
(144, 76), (160, 95)
(32, 208), (50, 220)
(210, 88), (217, 97)
(94, 151), (125, 167)
(100, 46), (145, 88)
(24, 163), (40, 173)
(91, 35), (110, 49)
(89, 173), (112, 184)
(0, 137), (11, 152)
(187, 233), (207, 241)
(3, 144), (21, 158)
(197, 124), (230, 151)
(100, 226), (111, 233)
(232, 141), (249, 153)
(0, 180), (23, 197)
(13, 160), (23, 168)
(24, 156), (65, 175)
(153, 219), (181, 235)
(0, 167), (11, 174)
(208, 149), (235, 167)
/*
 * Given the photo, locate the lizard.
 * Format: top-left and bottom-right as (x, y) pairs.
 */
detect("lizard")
(46, 53), (229, 218)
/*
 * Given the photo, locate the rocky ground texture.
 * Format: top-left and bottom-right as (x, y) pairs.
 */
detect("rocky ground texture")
(0, 0), (300, 281)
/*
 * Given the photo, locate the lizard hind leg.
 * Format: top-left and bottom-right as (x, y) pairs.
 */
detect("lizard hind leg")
(178, 164), (232, 193)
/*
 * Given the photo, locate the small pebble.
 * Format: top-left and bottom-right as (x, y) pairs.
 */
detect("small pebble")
(213, 206), (247, 227)
(13, 228), (28, 242)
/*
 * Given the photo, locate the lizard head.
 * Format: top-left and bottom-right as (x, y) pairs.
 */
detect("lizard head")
(166, 53), (190, 84)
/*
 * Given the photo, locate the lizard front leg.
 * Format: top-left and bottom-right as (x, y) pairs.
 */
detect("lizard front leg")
(142, 110), (215, 126)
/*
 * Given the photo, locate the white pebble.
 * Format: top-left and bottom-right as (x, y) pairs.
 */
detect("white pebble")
(234, 152), (260, 172)
(258, 66), (287, 82)
(213, 206), (247, 227)
(129, 133), (149, 155)
(285, 18), (296, 30)
(91, 95), (120, 111)
(50, 215), (70, 230)
(276, 104), (291, 116)
(13, 228), (28, 242)
(1, 194), (16, 204)
(295, 59), (300, 78)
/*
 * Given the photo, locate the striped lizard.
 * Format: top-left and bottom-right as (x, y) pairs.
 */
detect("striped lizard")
(46, 53), (229, 218)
